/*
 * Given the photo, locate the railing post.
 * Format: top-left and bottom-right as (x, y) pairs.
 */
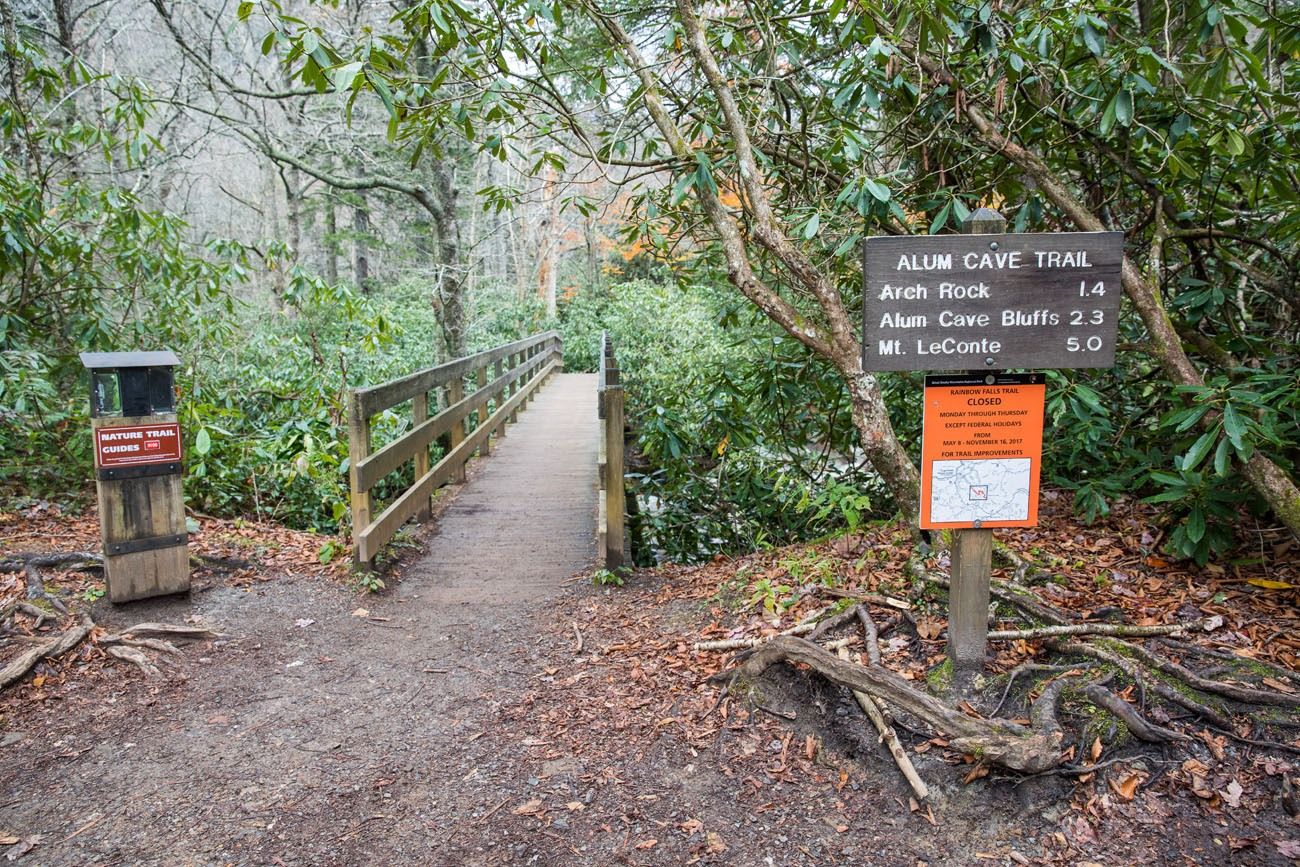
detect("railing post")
(412, 389), (431, 521)
(346, 391), (373, 567)
(476, 363), (490, 455)
(448, 377), (466, 484)
(529, 343), (540, 404)
(494, 357), (507, 438)
(508, 351), (520, 424)
(604, 365), (625, 569)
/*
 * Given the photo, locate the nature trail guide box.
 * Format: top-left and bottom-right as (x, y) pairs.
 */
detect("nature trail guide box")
(80, 351), (189, 602)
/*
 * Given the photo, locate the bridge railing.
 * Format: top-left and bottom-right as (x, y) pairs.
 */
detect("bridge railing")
(347, 331), (563, 565)
(597, 331), (625, 569)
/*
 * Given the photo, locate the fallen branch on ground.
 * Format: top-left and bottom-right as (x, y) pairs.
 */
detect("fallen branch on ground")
(987, 621), (1211, 641)
(693, 621), (816, 652)
(836, 645), (929, 800)
(812, 586), (912, 611)
(913, 561), (1069, 627)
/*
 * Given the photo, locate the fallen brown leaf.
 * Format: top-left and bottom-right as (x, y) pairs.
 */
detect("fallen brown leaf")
(512, 799), (545, 816)
(1109, 773), (1142, 801)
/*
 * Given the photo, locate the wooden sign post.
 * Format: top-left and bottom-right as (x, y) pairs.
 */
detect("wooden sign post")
(862, 209), (1123, 687)
(81, 352), (189, 603)
(949, 209), (1003, 687)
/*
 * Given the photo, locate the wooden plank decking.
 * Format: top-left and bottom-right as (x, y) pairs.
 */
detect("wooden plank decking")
(403, 372), (599, 601)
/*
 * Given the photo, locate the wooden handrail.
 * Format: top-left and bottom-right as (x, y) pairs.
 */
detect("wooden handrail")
(597, 331), (625, 569)
(347, 332), (563, 566)
(353, 331), (558, 420)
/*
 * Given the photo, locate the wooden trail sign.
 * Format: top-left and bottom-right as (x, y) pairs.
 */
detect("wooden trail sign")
(862, 230), (1124, 371)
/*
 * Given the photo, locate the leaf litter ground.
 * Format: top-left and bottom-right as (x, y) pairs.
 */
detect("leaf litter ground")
(0, 491), (1296, 865)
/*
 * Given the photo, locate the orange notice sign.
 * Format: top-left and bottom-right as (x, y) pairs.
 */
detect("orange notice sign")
(920, 374), (1045, 530)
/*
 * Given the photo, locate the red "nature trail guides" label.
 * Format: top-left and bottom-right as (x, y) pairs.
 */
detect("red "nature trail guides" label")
(94, 423), (182, 469)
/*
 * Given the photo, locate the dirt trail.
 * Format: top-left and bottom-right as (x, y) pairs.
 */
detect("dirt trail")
(0, 373), (600, 866)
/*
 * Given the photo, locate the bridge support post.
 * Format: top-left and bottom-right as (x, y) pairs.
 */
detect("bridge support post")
(603, 366), (625, 569)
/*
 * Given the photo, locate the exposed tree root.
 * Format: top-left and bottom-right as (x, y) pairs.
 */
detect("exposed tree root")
(991, 663), (1081, 717)
(808, 606), (861, 641)
(703, 555), (1297, 783)
(105, 645), (162, 678)
(1082, 681), (1189, 743)
(1158, 637), (1300, 688)
(1052, 640), (1235, 731)
(0, 551), (103, 614)
(0, 551), (103, 573)
(99, 635), (183, 656)
(726, 636), (1064, 773)
(1028, 673), (1076, 739)
(1117, 639), (1300, 710)
(855, 606), (882, 666)
(0, 616), (94, 689)
(0, 605), (221, 689)
(110, 623), (223, 642)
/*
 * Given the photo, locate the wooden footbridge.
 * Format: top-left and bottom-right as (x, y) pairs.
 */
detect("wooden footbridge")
(345, 332), (626, 573)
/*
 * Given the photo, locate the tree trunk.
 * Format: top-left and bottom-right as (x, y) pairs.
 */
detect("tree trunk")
(265, 160), (285, 301)
(353, 194), (370, 292)
(282, 165), (302, 262)
(323, 191), (339, 284)
(430, 161), (465, 358)
(845, 369), (921, 520)
(536, 164), (559, 318)
(585, 213), (601, 293)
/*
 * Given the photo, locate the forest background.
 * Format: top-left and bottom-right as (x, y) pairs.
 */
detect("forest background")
(1, 0), (1297, 569)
